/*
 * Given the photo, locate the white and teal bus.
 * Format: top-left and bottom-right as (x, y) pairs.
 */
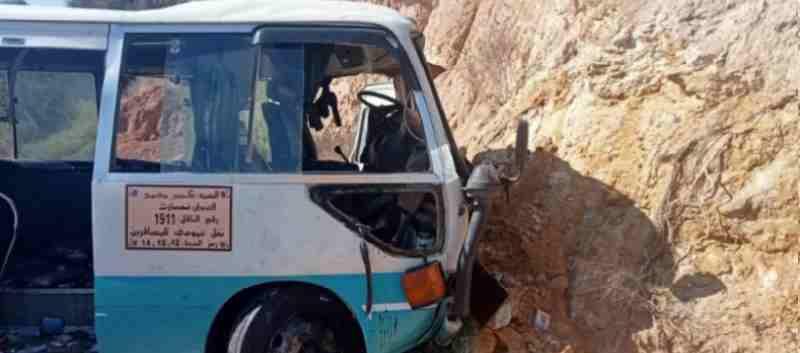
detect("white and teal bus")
(0, 2), (527, 353)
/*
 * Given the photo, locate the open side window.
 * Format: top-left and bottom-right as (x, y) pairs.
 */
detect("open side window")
(311, 184), (443, 256)
(254, 27), (442, 254)
(253, 26), (432, 175)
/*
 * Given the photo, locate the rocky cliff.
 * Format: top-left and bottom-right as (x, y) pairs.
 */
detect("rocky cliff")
(379, 0), (800, 352)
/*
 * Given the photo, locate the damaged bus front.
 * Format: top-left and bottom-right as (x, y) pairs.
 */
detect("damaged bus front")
(0, 2), (528, 353)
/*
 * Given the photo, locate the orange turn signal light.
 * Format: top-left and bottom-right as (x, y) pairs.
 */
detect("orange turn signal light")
(402, 262), (446, 309)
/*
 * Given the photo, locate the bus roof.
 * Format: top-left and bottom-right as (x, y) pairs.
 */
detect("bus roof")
(0, 0), (416, 33)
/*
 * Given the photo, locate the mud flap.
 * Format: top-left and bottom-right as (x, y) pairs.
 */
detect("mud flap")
(469, 261), (508, 327)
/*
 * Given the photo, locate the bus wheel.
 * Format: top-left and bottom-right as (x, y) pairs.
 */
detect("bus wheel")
(227, 288), (360, 353)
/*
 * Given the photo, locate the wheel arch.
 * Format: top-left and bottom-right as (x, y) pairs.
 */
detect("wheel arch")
(204, 280), (367, 353)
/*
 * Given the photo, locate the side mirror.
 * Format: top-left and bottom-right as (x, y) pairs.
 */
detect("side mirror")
(500, 119), (529, 184)
(465, 163), (501, 196)
(465, 120), (529, 196)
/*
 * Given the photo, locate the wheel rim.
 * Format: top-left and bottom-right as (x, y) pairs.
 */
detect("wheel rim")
(267, 316), (337, 353)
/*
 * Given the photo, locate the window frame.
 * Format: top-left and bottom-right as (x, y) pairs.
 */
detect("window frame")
(110, 31), (259, 174)
(103, 24), (445, 184)
(248, 25), (439, 176)
(0, 47), (105, 162)
(97, 24), (448, 258)
(309, 183), (446, 257)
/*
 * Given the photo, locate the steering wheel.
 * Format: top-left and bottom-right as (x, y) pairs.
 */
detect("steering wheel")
(358, 90), (403, 111)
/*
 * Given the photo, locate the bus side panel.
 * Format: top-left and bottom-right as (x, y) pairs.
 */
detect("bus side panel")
(94, 274), (438, 353)
(92, 181), (439, 353)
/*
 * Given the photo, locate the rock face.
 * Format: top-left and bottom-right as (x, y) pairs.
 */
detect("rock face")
(378, 0), (800, 352)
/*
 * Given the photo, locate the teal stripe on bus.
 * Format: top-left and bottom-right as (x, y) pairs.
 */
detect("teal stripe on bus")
(94, 274), (438, 353)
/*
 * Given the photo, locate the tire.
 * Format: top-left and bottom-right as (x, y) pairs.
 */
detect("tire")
(227, 287), (363, 353)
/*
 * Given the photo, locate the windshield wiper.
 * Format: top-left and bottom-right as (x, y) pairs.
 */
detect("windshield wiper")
(7, 49), (29, 160)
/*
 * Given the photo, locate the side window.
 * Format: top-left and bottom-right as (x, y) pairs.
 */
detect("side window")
(0, 47), (103, 162)
(324, 75), (430, 173)
(112, 32), (432, 175)
(251, 31), (430, 174)
(15, 71), (98, 160)
(112, 34), (268, 173)
(252, 26), (441, 254)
